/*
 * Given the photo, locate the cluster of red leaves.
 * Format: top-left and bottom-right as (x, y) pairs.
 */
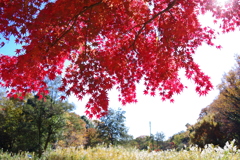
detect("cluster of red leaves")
(0, 0), (239, 118)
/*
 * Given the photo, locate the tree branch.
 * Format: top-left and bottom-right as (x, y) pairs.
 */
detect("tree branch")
(131, 0), (177, 48)
(46, 1), (102, 52)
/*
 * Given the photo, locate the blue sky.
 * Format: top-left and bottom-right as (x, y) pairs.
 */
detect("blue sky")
(1, 12), (240, 140)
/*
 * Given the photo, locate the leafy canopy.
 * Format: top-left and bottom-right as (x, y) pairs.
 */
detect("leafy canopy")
(97, 108), (129, 145)
(0, 0), (239, 117)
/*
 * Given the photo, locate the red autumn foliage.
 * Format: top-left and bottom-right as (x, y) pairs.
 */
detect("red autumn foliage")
(0, 0), (239, 117)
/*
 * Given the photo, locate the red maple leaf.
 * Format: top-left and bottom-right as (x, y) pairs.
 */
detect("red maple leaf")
(60, 96), (66, 101)
(0, 0), (239, 117)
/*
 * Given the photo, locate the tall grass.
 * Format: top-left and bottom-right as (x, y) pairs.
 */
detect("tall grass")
(1, 140), (240, 160)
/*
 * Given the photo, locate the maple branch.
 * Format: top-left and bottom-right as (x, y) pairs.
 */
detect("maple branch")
(46, 1), (102, 52)
(149, 0), (177, 23)
(131, 0), (177, 48)
(169, 11), (177, 21)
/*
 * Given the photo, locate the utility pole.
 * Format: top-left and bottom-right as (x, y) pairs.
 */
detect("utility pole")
(149, 121), (154, 150)
(149, 121), (151, 136)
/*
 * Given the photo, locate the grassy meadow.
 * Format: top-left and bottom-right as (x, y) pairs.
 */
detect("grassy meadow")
(1, 140), (240, 160)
